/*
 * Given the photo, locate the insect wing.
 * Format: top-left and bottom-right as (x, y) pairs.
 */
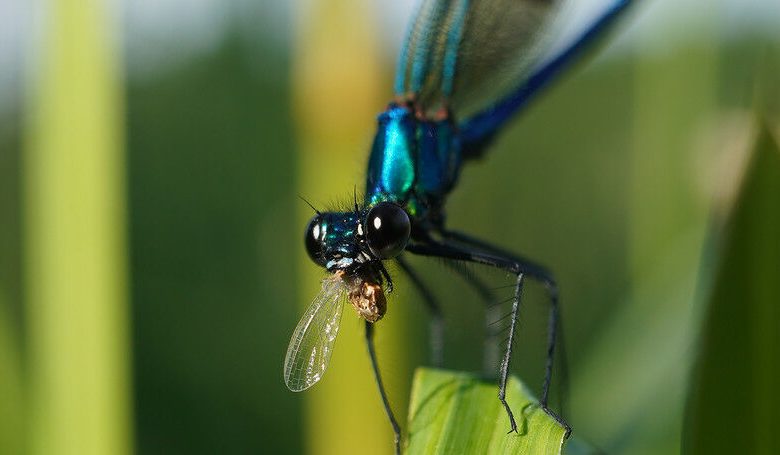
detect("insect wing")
(395, 0), (565, 118)
(284, 276), (347, 392)
(459, 0), (632, 145)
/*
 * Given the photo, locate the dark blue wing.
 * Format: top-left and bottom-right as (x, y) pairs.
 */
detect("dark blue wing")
(394, 0), (564, 118)
(394, 0), (634, 152)
(460, 0), (634, 153)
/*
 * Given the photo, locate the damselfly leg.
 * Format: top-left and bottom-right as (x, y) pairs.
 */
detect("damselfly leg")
(396, 256), (444, 367)
(365, 321), (402, 455)
(406, 236), (570, 436)
(440, 229), (567, 412)
(443, 263), (501, 374)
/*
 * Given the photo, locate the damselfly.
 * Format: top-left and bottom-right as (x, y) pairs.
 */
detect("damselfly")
(285, 0), (633, 452)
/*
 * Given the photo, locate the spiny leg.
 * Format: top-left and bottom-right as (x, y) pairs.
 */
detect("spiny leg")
(406, 237), (570, 436)
(441, 230), (553, 282)
(442, 262), (501, 374)
(541, 283), (567, 419)
(498, 273), (524, 433)
(365, 321), (402, 454)
(442, 229), (568, 418)
(398, 253), (512, 376)
(396, 255), (444, 366)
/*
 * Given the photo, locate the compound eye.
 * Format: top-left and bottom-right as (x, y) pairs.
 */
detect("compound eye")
(365, 202), (411, 259)
(304, 215), (327, 266)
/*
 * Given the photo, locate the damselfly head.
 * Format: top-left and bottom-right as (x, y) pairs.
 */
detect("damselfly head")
(305, 201), (409, 322)
(304, 202), (410, 272)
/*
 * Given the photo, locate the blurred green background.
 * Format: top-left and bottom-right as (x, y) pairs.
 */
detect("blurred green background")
(0, 0), (778, 454)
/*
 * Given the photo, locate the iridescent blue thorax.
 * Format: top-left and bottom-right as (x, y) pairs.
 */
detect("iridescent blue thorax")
(365, 103), (462, 223)
(309, 104), (461, 278)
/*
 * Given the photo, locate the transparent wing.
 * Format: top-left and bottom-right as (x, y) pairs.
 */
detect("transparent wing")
(284, 275), (348, 392)
(395, 0), (566, 118)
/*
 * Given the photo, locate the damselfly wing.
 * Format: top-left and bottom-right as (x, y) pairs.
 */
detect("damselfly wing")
(396, 0), (566, 119)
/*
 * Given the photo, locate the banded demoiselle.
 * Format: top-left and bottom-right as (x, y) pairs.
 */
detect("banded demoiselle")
(285, 1), (634, 452)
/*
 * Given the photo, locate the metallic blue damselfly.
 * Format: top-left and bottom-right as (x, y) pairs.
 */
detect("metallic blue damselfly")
(285, 1), (634, 452)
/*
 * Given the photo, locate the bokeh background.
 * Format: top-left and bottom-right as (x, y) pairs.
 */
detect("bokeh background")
(1, 0), (778, 454)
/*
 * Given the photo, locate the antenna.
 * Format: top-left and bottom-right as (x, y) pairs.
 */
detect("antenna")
(298, 195), (321, 215)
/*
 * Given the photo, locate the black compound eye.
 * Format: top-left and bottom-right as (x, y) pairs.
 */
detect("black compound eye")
(305, 216), (327, 266)
(365, 202), (411, 259)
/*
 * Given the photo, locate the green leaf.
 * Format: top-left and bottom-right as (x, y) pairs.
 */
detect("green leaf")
(684, 123), (780, 453)
(406, 368), (567, 454)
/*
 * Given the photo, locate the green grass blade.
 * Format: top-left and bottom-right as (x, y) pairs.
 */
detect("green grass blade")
(23, 0), (132, 454)
(684, 123), (780, 454)
(406, 368), (567, 454)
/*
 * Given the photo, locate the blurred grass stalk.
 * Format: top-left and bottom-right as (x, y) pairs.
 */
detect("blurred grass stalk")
(293, 1), (409, 454)
(684, 125), (780, 453)
(23, 0), (133, 454)
(571, 10), (719, 453)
